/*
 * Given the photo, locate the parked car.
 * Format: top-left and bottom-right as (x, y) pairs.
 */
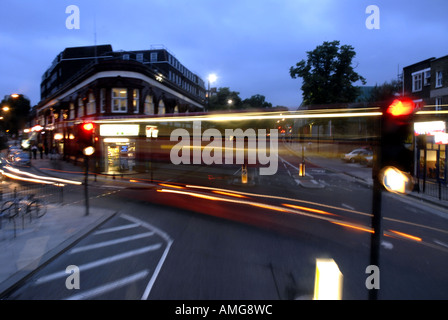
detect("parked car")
(361, 154), (374, 167)
(342, 148), (373, 163)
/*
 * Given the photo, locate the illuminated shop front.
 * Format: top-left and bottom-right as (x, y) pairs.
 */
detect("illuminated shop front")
(415, 121), (447, 183)
(99, 124), (139, 174)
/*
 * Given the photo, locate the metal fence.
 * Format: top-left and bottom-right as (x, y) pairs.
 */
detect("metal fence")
(417, 179), (448, 201)
(0, 183), (65, 204)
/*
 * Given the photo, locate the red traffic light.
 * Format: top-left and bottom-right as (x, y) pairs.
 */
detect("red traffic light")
(82, 122), (94, 131)
(386, 98), (415, 117)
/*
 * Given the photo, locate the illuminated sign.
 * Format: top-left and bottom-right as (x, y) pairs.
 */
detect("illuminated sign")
(414, 121), (446, 136)
(99, 124), (139, 136)
(146, 125), (159, 138)
(434, 132), (448, 145)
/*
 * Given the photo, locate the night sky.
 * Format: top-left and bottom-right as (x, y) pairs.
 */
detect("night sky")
(1, 0), (447, 108)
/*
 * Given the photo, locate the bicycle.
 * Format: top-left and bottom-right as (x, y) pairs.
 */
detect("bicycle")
(24, 194), (47, 220)
(1, 194), (47, 225)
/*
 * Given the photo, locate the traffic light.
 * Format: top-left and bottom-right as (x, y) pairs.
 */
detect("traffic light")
(78, 122), (95, 155)
(378, 98), (416, 193)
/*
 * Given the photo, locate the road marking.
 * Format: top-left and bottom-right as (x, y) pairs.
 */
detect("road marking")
(65, 270), (150, 300)
(381, 240), (394, 250)
(93, 223), (141, 235)
(69, 232), (155, 254)
(35, 245), (161, 285)
(342, 203), (355, 211)
(120, 214), (174, 300)
(434, 239), (448, 249)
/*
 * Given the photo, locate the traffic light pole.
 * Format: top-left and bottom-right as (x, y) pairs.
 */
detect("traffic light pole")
(84, 155), (90, 216)
(369, 177), (382, 300)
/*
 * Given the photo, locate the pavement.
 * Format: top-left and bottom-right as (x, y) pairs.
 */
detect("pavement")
(0, 157), (118, 298)
(1, 146), (447, 299)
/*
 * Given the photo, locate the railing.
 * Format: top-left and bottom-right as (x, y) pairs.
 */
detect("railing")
(417, 179), (448, 201)
(0, 183), (66, 238)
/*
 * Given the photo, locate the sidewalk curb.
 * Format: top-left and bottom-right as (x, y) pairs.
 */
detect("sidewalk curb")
(0, 208), (118, 299)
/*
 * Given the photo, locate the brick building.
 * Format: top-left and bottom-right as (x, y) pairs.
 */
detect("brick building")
(34, 44), (206, 173)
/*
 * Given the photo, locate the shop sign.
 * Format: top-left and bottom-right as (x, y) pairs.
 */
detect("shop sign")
(414, 121), (446, 136)
(99, 124), (139, 136)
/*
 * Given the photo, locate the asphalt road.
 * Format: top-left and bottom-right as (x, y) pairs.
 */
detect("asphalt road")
(3, 143), (448, 300)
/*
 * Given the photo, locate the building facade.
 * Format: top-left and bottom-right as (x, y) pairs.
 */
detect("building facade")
(34, 44), (206, 173)
(403, 55), (448, 183)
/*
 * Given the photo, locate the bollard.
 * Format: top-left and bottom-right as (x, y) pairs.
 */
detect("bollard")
(299, 162), (306, 177)
(241, 165), (248, 184)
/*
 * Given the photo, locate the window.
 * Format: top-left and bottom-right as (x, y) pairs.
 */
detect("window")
(436, 71), (443, 88)
(136, 53), (143, 62)
(412, 73), (422, 92)
(424, 70), (431, 86)
(100, 88), (106, 113)
(150, 52), (158, 62)
(112, 88), (127, 112)
(133, 89), (139, 113)
(158, 99), (165, 115)
(69, 103), (75, 119)
(144, 95), (154, 115)
(87, 93), (96, 115)
(77, 98), (84, 118)
(123, 54), (130, 60)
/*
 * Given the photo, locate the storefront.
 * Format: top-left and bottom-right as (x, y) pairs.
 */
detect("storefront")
(415, 121), (447, 183)
(99, 124), (139, 174)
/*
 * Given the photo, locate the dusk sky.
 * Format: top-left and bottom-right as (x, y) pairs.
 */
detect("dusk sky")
(1, 0), (448, 109)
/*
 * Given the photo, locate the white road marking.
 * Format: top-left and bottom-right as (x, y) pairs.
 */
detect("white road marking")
(70, 232), (155, 253)
(65, 270), (150, 300)
(381, 240), (394, 250)
(342, 203), (355, 211)
(35, 245), (161, 285)
(434, 239), (448, 249)
(120, 214), (174, 300)
(93, 223), (141, 235)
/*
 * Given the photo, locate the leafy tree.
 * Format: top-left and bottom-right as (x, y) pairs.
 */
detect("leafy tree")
(289, 40), (366, 106)
(368, 79), (401, 102)
(209, 87), (242, 111)
(0, 94), (31, 136)
(242, 94), (272, 109)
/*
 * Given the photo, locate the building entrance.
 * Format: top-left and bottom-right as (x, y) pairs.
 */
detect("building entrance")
(105, 141), (136, 173)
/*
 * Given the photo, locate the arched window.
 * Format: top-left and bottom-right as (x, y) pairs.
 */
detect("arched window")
(87, 93), (96, 115)
(158, 100), (165, 115)
(77, 98), (84, 118)
(144, 95), (154, 115)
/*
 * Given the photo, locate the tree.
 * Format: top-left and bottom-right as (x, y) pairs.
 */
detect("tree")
(242, 94), (272, 109)
(368, 79), (402, 102)
(209, 87), (242, 111)
(0, 94), (31, 136)
(289, 40), (366, 106)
